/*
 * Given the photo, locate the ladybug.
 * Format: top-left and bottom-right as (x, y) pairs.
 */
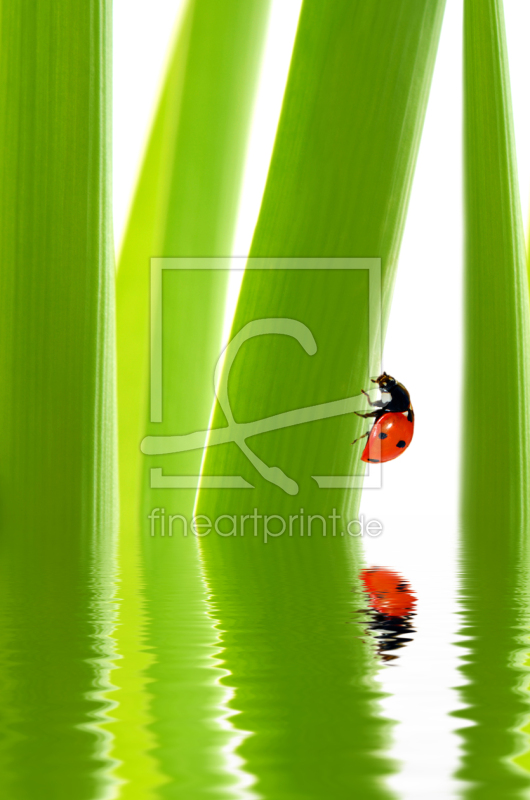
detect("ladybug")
(352, 372), (414, 463)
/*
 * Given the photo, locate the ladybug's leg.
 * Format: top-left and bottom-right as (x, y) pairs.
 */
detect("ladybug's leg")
(355, 409), (382, 419)
(351, 430), (370, 445)
(361, 389), (386, 408)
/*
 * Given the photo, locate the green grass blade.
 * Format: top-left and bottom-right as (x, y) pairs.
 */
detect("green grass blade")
(457, 0), (530, 793)
(0, 2), (117, 798)
(114, 1), (273, 795)
(196, 3), (446, 797)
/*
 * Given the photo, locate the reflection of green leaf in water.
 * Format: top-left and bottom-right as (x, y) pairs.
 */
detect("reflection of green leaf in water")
(0, 1), (117, 798)
(196, 2), (446, 798)
(457, 0), (530, 795)
(114, 0), (273, 796)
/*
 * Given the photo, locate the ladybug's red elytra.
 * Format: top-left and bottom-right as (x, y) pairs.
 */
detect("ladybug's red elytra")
(352, 372), (414, 463)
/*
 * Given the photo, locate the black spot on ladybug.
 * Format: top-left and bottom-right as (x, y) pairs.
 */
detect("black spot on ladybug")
(368, 458), (379, 463)
(378, 432), (388, 440)
(396, 440), (406, 448)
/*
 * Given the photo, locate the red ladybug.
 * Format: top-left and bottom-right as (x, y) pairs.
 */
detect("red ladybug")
(352, 372), (414, 463)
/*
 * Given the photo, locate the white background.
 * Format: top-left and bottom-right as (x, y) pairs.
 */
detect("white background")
(113, 1), (530, 796)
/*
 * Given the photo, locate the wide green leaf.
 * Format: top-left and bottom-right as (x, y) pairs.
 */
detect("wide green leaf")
(195, 3), (446, 798)
(114, 1), (273, 796)
(457, 0), (530, 794)
(0, 2), (117, 798)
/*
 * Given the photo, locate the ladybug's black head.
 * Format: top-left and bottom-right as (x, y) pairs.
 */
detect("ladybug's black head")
(372, 372), (396, 392)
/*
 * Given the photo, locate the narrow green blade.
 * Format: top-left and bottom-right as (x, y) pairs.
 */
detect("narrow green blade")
(0, 2), (117, 798)
(196, 3), (446, 797)
(114, 1), (273, 796)
(457, 0), (530, 794)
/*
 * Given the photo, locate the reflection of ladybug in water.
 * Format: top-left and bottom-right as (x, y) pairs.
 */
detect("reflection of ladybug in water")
(361, 567), (416, 618)
(359, 567), (416, 662)
(352, 372), (414, 463)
